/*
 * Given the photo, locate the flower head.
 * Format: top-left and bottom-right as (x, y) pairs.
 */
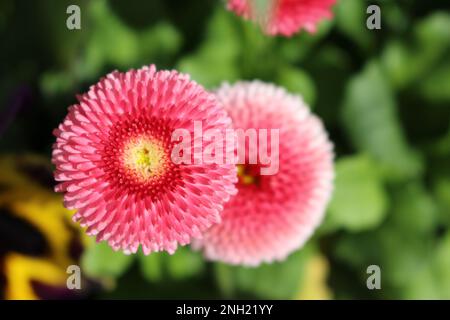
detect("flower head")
(194, 81), (334, 266)
(52, 65), (237, 255)
(228, 0), (336, 36)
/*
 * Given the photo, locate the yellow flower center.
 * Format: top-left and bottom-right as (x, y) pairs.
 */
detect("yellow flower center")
(123, 137), (168, 181)
(237, 164), (258, 185)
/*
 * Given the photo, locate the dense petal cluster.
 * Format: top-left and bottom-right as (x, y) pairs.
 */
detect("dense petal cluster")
(194, 81), (334, 266)
(52, 65), (237, 255)
(228, 0), (336, 36)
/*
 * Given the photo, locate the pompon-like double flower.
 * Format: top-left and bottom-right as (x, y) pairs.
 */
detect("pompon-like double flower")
(227, 0), (336, 36)
(52, 65), (237, 255)
(194, 81), (334, 266)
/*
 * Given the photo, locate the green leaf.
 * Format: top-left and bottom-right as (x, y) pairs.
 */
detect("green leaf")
(381, 12), (450, 90)
(278, 19), (333, 63)
(390, 182), (438, 235)
(335, 0), (373, 51)
(166, 247), (205, 280)
(40, 71), (75, 96)
(434, 179), (450, 227)
(380, 40), (415, 90)
(403, 232), (450, 299)
(81, 241), (134, 278)
(414, 12), (450, 57)
(214, 246), (313, 299)
(335, 225), (433, 292)
(373, 228), (432, 289)
(88, 0), (139, 67)
(80, 0), (181, 80)
(432, 232), (450, 299)
(178, 56), (239, 89)
(306, 45), (352, 125)
(138, 252), (164, 283)
(420, 61), (450, 102)
(323, 155), (388, 232)
(238, 17), (278, 79)
(138, 247), (205, 282)
(177, 9), (240, 88)
(276, 67), (316, 107)
(137, 22), (182, 63)
(214, 263), (235, 298)
(341, 61), (423, 181)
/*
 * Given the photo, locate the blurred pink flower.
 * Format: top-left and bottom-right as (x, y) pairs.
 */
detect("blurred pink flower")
(52, 65), (237, 255)
(228, 0), (336, 36)
(194, 81), (334, 266)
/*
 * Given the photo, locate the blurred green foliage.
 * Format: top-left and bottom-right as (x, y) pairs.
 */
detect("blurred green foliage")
(0, 0), (449, 299)
(323, 154), (388, 232)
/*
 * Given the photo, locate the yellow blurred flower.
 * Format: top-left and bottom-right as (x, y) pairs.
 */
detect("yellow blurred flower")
(0, 154), (91, 300)
(296, 254), (333, 300)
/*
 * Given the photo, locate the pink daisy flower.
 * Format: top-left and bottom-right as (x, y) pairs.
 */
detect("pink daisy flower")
(194, 81), (334, 266)
(227, 0), (336, 36)
(52, 65), (237, 255)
